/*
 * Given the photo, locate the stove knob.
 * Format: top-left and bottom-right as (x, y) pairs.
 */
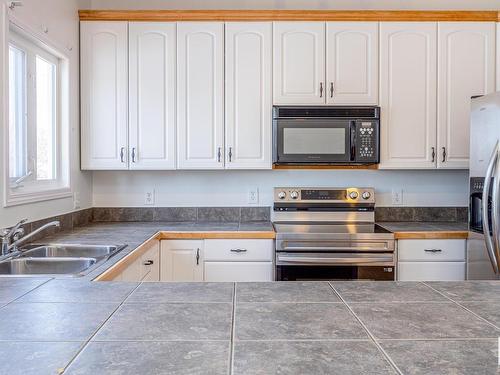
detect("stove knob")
(349, 191), (359, 200)
(290, 191), (299, 200)
(362, 191), (371, 200)
(277, 191), (286, 200)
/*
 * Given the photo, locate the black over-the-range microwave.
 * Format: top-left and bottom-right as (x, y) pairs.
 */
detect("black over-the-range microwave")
(272, 106), (380, 165)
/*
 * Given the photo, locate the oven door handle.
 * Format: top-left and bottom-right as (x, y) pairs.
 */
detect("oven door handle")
(279, 245), (389, 252)
(276, 254), (393, 265)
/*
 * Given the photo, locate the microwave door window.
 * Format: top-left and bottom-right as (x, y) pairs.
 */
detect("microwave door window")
(277, 121), (350, 163)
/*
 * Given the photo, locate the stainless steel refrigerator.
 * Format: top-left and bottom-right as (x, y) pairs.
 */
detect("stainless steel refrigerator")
(468, 92), (500, 280)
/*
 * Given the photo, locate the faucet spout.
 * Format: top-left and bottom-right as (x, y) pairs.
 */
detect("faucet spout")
(7, 221), (60, 253)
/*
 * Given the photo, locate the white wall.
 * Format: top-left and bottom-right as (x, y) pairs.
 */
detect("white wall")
(93, 170), (469, 207)
(89, 0), (500, 10)
(0, 0), (92, 227)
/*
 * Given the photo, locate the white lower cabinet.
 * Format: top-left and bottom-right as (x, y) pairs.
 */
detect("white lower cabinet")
(160, 240), (204, 281)
(116, 240), (160, 282)
(397, 239), (466, 281)
(205, 262), (273, 282)
(204, 239), (274, 282)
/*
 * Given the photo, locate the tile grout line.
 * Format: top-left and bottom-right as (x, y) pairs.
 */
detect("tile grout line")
(2, 278), (54, 307)
(60, 280), (144, 374)
(229, 283), (236, 375)
(327, 282), (404, 375)
(421, 282), (500, 331)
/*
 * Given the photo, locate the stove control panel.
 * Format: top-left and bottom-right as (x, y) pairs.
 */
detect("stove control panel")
(274, 187), (375, 204)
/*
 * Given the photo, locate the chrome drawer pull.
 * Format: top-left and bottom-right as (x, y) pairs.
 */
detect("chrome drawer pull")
(424, 249), (442, 253)
(230, 248), (247, 253)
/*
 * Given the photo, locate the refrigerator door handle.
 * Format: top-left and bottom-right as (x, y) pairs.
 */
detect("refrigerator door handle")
(482, 140), (500, 274)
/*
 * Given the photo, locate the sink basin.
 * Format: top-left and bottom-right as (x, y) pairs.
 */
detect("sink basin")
(20, 244), (125, 260)
(0, 257), (97, 276)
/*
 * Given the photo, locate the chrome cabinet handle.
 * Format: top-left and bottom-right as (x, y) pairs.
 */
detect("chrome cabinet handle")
(228, 147), (233, 162)
(482, 140), (499, 274)
(120, 147), (125, 163)
(131, 147), (136, 163)
(424, 249), (442, 253)
(217, 147), (222, 163)
(196, 248), (200, 265)
(319, 82), (324, 98)
(330, 82), (334, 98)
(431, 147), (435, 163)
(442, 147), (446, 163)
(143, 260), (154, 266)
(230, 248), (247, 253)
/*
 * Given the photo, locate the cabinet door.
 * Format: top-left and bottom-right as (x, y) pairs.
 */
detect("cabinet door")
(160, 240), (203, 281)
(177, 23), (224, 169)
(437, 22), (496, 169)
(326, 22), (378, 104)
(398, 262), (466, 281)
(81, 22), (128, 170)
(225, 22), (272, 169)
(120, 259), (142, 282)
(379, 23), (437, 169)
(204, 262), (273, 282)
(129, 23), (176, 170)
(273, 22), (325, 104)
(141, 241), (160, 282)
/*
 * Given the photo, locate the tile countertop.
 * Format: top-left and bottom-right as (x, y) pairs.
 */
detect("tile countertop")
(378, 221), (469, 239)
(0, 279), (499, 374)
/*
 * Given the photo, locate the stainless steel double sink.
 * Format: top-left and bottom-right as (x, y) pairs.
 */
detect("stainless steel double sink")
(0, 244), (127, 277)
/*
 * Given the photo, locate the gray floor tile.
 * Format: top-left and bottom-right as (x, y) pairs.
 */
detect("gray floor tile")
(331, 281), (445, 303)
(427, 281), (500, 301)
(18, 279), (138, 303)
(66, 341), (229, 375)
(235, 303), (367, 340)
(351, 303), (499, 339)
(461, 302), (500, 328)
(0, 341), (83, 375)
(0, 302), (118, 341)
(0, 278), (49, 303)
(381, 339), (498, 375)
(233, 341), (396, 375)
(127, 282), (234, 303)
(236, 282), (339, 303)
(94, 303), (232, 341)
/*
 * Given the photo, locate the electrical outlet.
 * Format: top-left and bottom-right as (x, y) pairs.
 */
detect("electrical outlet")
(391, 188), (403, 205)
(248, 188), (259, 204)
(73, 192), (81, 210)
(144, 190), (155, 205)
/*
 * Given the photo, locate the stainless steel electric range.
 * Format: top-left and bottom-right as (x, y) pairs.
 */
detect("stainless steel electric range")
(273, 187), (395, 281)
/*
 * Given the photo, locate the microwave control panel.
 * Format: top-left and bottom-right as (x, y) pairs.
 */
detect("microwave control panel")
(355, 121), (379, 163)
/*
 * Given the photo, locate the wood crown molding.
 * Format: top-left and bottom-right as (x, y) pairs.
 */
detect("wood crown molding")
(79, 10), (500, 22)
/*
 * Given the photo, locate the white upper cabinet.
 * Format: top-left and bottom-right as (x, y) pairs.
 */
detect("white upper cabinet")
(81, 22), (128, 170)
(379, 23), (438, 169)
(177, 22), (225, 169)
(273, 22), (326, 104)
(225, 22), (272, 169)
(437, 22), (496, 169)
(326, 22), (378, 105)
(128, 23), (176, 170)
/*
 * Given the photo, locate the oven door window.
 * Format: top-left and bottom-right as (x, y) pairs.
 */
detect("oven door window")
(276, 120), (351, 163)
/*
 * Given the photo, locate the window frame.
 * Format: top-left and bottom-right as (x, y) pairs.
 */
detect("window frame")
(3, 21), (71, 207)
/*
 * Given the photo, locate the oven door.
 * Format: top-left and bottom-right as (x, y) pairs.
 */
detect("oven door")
(275, 252), (395, 281)
(274, 119), (353, 164)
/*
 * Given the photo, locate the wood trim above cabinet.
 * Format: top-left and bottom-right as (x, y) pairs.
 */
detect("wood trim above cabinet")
(79, 10), (500, 22)
(394, 231), (469, 239)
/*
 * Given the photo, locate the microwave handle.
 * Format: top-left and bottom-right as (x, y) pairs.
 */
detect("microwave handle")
(349, 121), (356, 161)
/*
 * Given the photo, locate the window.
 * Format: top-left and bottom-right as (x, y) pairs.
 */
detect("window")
(5, 26), (70, 206)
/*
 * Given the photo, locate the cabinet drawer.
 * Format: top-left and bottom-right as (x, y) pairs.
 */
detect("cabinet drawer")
(204, 262), (273, 282)
(398, 261), (466, 281)
(398, 239), (466, 262)
(204, 239), (273, 261)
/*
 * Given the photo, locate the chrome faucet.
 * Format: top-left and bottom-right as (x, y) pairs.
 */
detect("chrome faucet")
(0, 219), (60, 256)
